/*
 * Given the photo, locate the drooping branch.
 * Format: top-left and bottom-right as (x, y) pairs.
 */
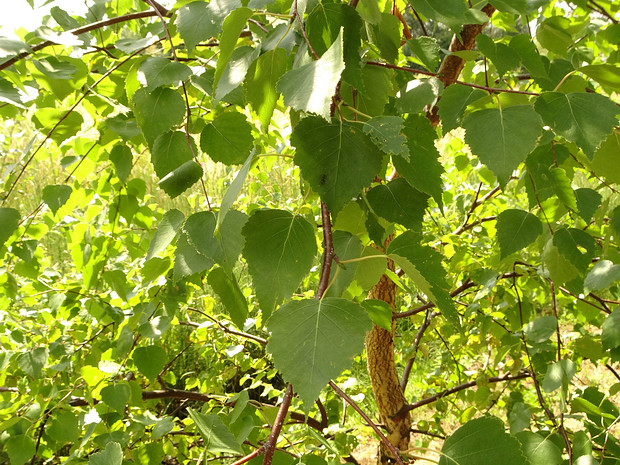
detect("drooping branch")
(0, 10), (167, 71)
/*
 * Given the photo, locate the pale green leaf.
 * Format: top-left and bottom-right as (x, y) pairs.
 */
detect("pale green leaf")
(6, 435), (36, 465)
(146, 209), (185, 261)
(579, 64), (620, 89)
(292, 116), (383, 215)
(42, 185), (72, 215)
(516, 431), (563, 465)
(245, 48), (288, 129)
(536, 16), (573, 55)
(534, 92), (618, 158)
(584, 260), (620, 294)
(324, 231), (362, 298)
(187, 409), (243, 454)
(277, 29), (345, 119)
(439, 416), (526, 465)
(89, 441), (123, 465)
(216, 45), (260, 102)
(174, 1), (220, 53)
(214, 8), (253, 92)
(361, 299), (393, 331)
(267, 298), (371, 407)
(409, 0), (488, 35)
(132, 346), (167, 380)
(208, 266), (248, 329)
(542, 359), (576, 393)
(217, 151), (254, 233)
(242, 210), (316, 317)
(602, 308), (620, 351)
(100, 383), (131, 413)
(587, 129), (620, 185)
(463, 105), (543, 185)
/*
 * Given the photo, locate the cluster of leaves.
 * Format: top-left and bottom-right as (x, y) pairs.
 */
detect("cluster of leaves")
(0, 0), (619, 464)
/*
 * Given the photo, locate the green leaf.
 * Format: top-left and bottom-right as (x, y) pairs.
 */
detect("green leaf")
(523, 315), (557, 343)
(362, 116), (408, 158)
(139, 57), (192, 91)
(542, 359), (576, 393)
(587, 129), (620, 185)
(200, 112), (254, 165)
(366, 178), (428, 230)
(463, 105), (543, 185)
(217, 151), (254, 233)
(438, 85), (488, 133)
(151, 131), (197, 178)
(46, 411), (79, 443)
(552, 227), (596, 274)
(89, 441), (123, 465)
(495, 209), (542, 259)
(138, 315), (172, 339)
(388, 231), (459, 327)
(306, 3), (363, 88)
(174, 232), (214, 280)
(42, 184), (72, 215)
(476, 35), (520, 77)
(187, 409), (243, 454)
(602, 308), (620, 351)
(109, 144), (133, 182)
(214, 8), (253, 93)
(17, 347), (48, 379)
(543, 238), (580, 285)
(396, 78), (441, 115)
(242, 210), (316, 317)
(516, 431), (563, 465)
(536, 16), (573, 55)
(534, 92), (618, 158)
(146, 209), (185, 260)
(276, 29), (345, 120)
(324, 231), (362, 298)
(361, 299), (393, 331)
(292, 116), (382, 215)
(584, 260), (620, 294)
(132, 87), (186, 146)
(216, 45), (260, 102)
(393, 114), (444, 208)
(355, 246), (387, 290)
(0, 78), (25, 108)
(245, 48), (288, 129)
(439, 416), (526, 465)
(100, 383), (131, 413)
(158, 160), (203, 198)
(32, 108), (84, 145)
(0, 38), (32, 56)
(267, 298), (372, 407)
(152, 417), (175, 440)
(6, 435), (36, 465)
(208, 266), (248, 329)
(0, 208), (20, 248)
(132, 346), (167, 380)
(579, 64), (620, 90)
(407, 37), (440, 72)
(409, 0), (489, 35)
(174, 1), (220, 53)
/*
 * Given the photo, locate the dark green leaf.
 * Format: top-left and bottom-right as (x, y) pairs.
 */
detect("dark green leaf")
(0, 208), (20, 248)
(396, 78), (441, 115)
(245, 48), (288, 129)
(151, 131), (197, 178)
(267, 298), (372, 407)
(0, 38), (32, 56)
(42, 184), (72, 215)
(366, 178), (428, 230)
(516, 431), (563, 465)
(393, 114), (444, 207)
(109, 144), (133, 182)
(158, 160), (203, 198)
(132, 87), (186, 146)
(438, 85), (487, 133)
(46, 411), (79, 443)
(588, 129), (620, 185)
(17, 347), (48, 379)
(324, 231), (362, 298)
(464, 105), (543, 185)
(277, 29), (344, 119)
(536, 16), (573, 55)
(187, 409), (243, 454)
(602, 308), (620, 351)
(174, 1), (221, 53)
(495, 209), (542, 259)
(388, 231), (459, 327)
(524, 315), (557, 343)
(439, 416), (526, 465)
(208, 266), (248, 329)
(409, 0), (489, 35)
(534, 92), (618, 158)
(242, 210), (316, 317)
(132, 346), (167, 380)
(6, 435), (35, 465)
(138, 315), (172, 339)
(476, 35), (520, 77)
(146, 209), (185, 260)
(200, 112), (254, 165)
(292, 116), (383, 215)
(214, 8), (253, 93)
(216, 46), (260, 102)
(542, 359), (576, 393)
(139, 57), (192, 91)
(552, 228), (596, 274)
(100, 383), (131, 413)
(407, 37), (440, 72)
(0, 78), (25, 108)
(174, 232), (214, 280)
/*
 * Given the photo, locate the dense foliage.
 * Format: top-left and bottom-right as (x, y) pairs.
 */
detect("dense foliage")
(0, 0), (619, 464)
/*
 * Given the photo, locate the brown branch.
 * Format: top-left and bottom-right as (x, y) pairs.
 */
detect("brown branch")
(400, 310), (437, 390)
(392, 6), (413, 41)
(263, 384), (294, 465)
(292, 0), (319, 60)
(141, 0), (169, 16)
(399, 372), (531, 414)
(588, 0), (618, 23)
(316, 202), (336, 299)
(411, 9), (429, 36)
(606, 364), (620, 382)
(329, 381), (405, 465)
(0, 10), (166, 72)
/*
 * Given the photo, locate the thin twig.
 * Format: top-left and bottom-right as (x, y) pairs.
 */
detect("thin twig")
(329, 381), (405, 465)
(401, 310), (437, 390)
(317, 202), (336, 300)
(292, 0), (319, 60)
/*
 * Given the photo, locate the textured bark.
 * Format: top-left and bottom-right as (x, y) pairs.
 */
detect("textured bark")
(365, 258), (411, 464)
(363, 6), (496, 464)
